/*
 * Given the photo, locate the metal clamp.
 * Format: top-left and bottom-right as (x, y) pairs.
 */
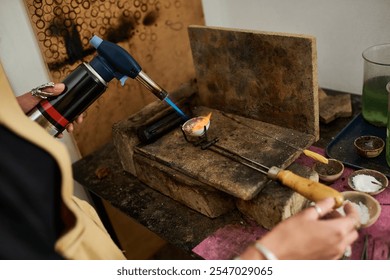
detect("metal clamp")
(30, 82), (55, 99)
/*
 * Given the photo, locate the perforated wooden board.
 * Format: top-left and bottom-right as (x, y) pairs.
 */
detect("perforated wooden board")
(24, 0), (204, 155)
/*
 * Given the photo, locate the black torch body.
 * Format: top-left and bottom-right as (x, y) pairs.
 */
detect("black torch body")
(28, 62), (107, 137)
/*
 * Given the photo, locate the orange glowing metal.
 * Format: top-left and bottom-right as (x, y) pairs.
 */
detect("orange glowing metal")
(192, 112), (212, 131)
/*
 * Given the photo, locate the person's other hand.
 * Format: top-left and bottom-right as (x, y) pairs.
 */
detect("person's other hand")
(239, 197), (360, 260)
(17, 83), (84, 137)
(61, 113), (84, 136)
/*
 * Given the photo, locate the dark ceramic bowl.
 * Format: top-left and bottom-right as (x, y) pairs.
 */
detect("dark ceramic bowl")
(313, 159), (344, 183)
(354, 135), (384, 158)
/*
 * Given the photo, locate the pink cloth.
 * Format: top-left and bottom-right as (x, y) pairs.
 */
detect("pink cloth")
(192, 146), (390, 260)
(192, 223), (268, 260)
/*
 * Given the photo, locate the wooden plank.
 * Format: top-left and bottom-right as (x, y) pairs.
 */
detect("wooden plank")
(134, 106), (315, 200)
(188, 25), (319, 140)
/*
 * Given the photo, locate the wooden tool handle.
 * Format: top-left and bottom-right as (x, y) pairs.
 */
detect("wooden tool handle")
(269, 167), (344, 208)
(303, 149), (329, 164)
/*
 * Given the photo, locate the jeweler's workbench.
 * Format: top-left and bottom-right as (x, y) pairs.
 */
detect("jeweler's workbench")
(72, 91), (390, 259)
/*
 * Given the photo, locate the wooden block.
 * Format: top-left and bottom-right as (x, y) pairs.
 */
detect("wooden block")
(133, 152), (235, 218)
(188, 25), (319, 140)
(236, 163), (317, 230)
(319, 88), (352, 124)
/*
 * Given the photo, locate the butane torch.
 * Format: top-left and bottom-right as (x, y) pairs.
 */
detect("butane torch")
(28, 35), (173, 137)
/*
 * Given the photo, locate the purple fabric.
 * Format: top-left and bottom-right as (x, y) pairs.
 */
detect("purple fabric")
(193, 146), (390, 260)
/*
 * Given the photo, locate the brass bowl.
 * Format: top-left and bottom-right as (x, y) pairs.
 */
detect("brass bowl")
(354, 135), (384, 158)
(348, 169), (388, 195)
(341, 191), (381, 228)
(313, 159), (344, 183)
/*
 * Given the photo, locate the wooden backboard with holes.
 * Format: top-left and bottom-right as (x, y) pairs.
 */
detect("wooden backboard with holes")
(24, 0), (204, 156)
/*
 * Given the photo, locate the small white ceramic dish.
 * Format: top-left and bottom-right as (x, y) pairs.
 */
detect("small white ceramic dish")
(341, 191), (381, 228)
(348, 169), (388, 195)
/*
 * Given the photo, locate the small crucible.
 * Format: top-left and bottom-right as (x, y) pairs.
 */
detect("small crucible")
(182, 116), (210, 138)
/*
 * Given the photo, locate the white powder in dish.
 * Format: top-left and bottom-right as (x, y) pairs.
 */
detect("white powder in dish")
(336, 200), (370, 225)
(352, 174), (382, 192)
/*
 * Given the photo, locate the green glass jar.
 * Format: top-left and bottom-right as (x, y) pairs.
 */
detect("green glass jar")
(362, 44), (390, 127)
